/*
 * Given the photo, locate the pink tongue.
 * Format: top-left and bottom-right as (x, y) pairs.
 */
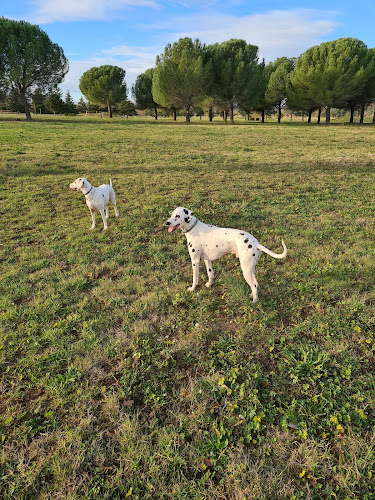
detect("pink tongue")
(168, 225), (179, 232)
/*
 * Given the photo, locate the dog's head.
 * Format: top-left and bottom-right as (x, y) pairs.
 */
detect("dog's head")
(69, 178), (88, 192)
(166, 207), (195, 233)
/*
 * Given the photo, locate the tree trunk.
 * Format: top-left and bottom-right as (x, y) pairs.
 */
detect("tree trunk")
(172, 107), (177, 121)
(290, 113), (292, 121)
(154, 106), (158, 120)
(261, 109), (265, 123)
(277, 102), (282, 123)
(108, 103), (112, 118)
(360, 104), (365, 124)
(223, 109), (227, 123)
(373, 110), (375, 124)
(317, 107), (321, 124)
(308, 110), (312, 123)
(230, 104), (234, 125)
(325, 105), (331, 125)
(209, 107), (213, 122)
(185, 105), (190, 123)
(349, 105), (354, 123)
(19, 88), (32, 120)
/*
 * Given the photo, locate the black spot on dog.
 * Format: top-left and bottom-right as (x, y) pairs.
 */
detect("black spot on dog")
(253, 253), (256, 256)
(216, 245), (218, 247)
(184, 209), (188, 214)
(193, 264), (196, 266)
(244, 239), (249, 243)
(248, 244), (252, 248)
(185, 217), (190, 223)
(192, 249), (195, 252)
(209, 269), (211, 272)
(240, 233), (244, 235)
(102, 194), (104, 197)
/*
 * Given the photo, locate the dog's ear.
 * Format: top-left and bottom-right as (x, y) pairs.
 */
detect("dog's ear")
(183, 209), (189, 215)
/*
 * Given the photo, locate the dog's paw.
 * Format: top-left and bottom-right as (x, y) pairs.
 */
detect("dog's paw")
(188, 286), (196, 292)
(205, 282), (213, 288)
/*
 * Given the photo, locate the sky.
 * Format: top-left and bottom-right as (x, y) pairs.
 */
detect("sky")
(2, 0), (375, 102)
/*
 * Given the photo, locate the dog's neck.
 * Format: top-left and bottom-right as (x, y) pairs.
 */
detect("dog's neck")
(83, 183), (93, 196)
(182, 217), (198, 234)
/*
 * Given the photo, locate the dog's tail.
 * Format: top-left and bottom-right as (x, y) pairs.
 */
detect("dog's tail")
(109, 178), (112, 187)
(256, 239), (287, 259)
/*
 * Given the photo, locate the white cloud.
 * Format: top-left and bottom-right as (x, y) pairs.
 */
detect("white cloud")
(30, 0), (159, 23)
(58, 8), (340, 101)
(146, 8), (339, 61)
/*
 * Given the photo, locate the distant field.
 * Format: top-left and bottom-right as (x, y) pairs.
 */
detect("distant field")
(1, 115), (374, 499)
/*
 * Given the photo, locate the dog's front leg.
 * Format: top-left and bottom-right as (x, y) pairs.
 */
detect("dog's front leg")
(99, 208), (108, 230)
(90, 209), (96, 229)
(188, 257), (200, 291)
(204, 259), (214, 288)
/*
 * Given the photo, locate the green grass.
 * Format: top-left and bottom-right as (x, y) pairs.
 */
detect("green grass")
(1, 114), (374, 499)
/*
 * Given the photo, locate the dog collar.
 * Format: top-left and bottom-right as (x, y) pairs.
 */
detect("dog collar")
(84, 186), (93, 196)
(184, 219), (198, 233)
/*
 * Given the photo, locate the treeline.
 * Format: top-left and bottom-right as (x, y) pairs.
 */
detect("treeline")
(133, 37), (375, 125)
(1, 16), (375, 124)
(0, 87), (137, 117)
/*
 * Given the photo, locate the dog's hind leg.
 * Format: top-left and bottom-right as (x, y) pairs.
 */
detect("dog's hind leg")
(99, 208), (108, 230)
(204, 259), (214, 288)
(90, 209), (96, 229)
(105, 206), (109, 218)
(240, 259), (258, 302)
(110, 190), (119, 217)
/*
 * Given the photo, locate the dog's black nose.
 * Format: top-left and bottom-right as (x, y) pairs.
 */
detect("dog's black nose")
(166, 221), (171, 226)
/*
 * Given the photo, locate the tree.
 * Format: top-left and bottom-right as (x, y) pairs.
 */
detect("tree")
(31, 88), (48, 114)
(45, 89), (65, 115)
(152, 38), (211, 122)
(290, 38), (373, 124)
(208, 39), (262, 124)
(343, 48), (375, 123)
(0, 17), (68, 120)
(132, 68), (159, 119)
(287, 76), (319, 123)
(64, 91), (77, 114)
(79, 65), (127, 118)
(76, 97), (88, 114)
(265, 57), (295, 123)
(118, 99), (137, 117)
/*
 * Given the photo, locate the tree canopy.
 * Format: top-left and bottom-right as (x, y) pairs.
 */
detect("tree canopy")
(265, 57), (295, 123)
(79, 65), (127, 118)
(209, 39), (262, 124)
(290, 38), (374, 123)
(152, 38), (211, 122)
(0, 17), (68, 120)
(132, 68), (159, 119)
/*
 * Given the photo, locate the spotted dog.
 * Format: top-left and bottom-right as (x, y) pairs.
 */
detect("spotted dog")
(166, 207), (287, 302)
(69, 177), (119, 230)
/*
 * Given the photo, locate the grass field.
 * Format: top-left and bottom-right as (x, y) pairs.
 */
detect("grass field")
(1, 114), (374, 499)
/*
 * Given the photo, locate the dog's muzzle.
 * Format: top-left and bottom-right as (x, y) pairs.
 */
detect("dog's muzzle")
(166, 222), (180, 233)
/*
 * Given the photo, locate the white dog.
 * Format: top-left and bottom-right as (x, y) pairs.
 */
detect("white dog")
(166, 207), (287, 302)
(69, 177), (119, 230)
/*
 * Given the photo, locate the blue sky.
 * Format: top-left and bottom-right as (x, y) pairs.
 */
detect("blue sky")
(2, 0), (375, 101)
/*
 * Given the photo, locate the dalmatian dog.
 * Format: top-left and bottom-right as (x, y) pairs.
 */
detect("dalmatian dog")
(166, 207), (287, 302)
(69, 177), (119, 230)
